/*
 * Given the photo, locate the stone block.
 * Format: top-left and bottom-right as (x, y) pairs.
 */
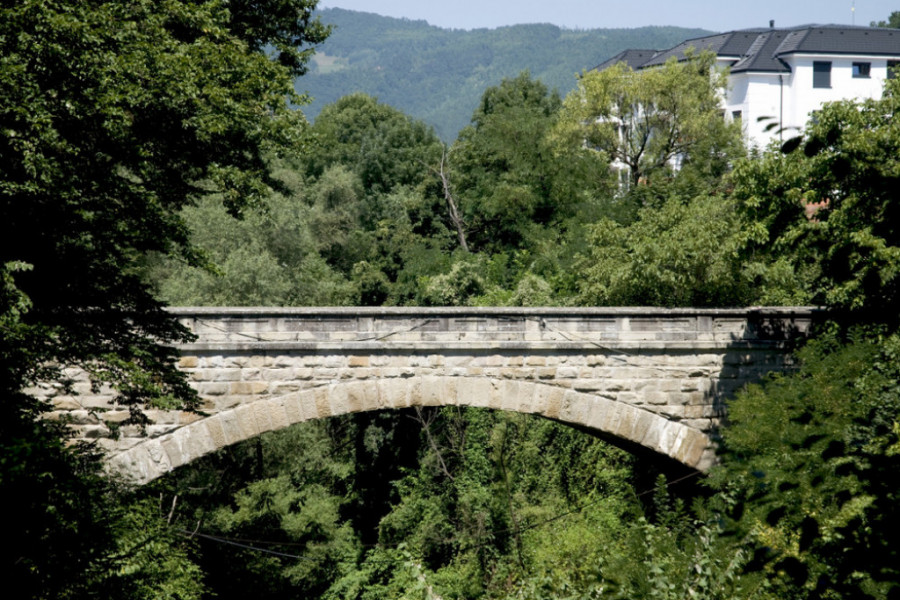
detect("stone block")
(212, 369), (243, 382)
(80, 424), (112, 438)
(221, 356), (248, 368)
(161, 430), (189, 470)
(51, 397), (82, 410)
(672, 429), (712, 470)
(584, 395), (611, 432)
(681, 418), (712, 431)
(655, 405), (685, 419)
(261, 368), (293, 381)
(479, 355), (505, 367)
(349, 356), (370, 368)
(572, 379), (603, 393)
(233, 404), (260, 440)
(327, 384), (348, 416)
(204, 415), (227, 450)
(274, 354), (300, 367)
(617, 408), (656, 446)
(269, 382), (303, 396)
(644, 391), (669, 405)
(239, 367), (260, 380)
(514, 381), (537, 413)
(606, 399), (631, 431)
(61, 410), (100, 425)
(500, 380), (522, 411)
(441, 377), (459, 406)
(458, 378), (496, 409)
(536, 367), (556, 379)
(111, 445), (163, 485)
(101, 410), (131, 424)
(344, 381), (371, 412)
(559, 390), (590, 425)
(300, 389), (321, 421)
(228, 381), (268, 396)
(178, 356), (199, 369)
(198, 382), (229, 396)
(376, 378), (406, 409)
(585, 354), (607, 366)
(535, 385), (565, 419)
(292, 368), (315, 380)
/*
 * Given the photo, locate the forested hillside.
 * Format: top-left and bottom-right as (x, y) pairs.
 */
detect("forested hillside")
(299, 8), (711, 138)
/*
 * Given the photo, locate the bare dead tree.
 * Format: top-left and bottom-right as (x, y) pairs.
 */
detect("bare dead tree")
(430, 146), (469, 252)
(412, 406), (455, 481)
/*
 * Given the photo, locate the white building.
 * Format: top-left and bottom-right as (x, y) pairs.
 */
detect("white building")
(596, 24), (900, 148)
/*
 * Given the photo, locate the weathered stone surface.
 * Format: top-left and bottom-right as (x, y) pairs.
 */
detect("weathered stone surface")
(40, 307), (819, 484)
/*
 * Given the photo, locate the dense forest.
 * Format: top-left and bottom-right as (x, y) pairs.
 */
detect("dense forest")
(3, 2), (900, 600)
(299, 8), (711, 139)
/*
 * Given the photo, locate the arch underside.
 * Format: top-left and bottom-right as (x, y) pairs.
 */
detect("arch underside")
(108, 377), (716, 484)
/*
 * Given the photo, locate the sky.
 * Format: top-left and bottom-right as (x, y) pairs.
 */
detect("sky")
(318, 1), (898, 32)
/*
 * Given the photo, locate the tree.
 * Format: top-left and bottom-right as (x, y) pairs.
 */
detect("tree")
(450, 71), (612, 254)
(305, 93), (443, 198)
(871, 11), (900, 28)
(557, 51), (741, 190)
(709, 331), (900, 600)
(732, 77), (900, 320)
(2, 0), (329, 407)
(574, 194), (751, 307)
(1, 0), (329, 594)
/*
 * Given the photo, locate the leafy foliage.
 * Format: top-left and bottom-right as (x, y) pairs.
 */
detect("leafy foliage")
(575, 194), (750, 307)
(557, 51), (742, 190)
(1, 0), (329, 596)
(451, 72), (613, 255)
(733, 78), (900, 320)
(710, 331), (900, 599)
(871, 11), (900, 28)
(1, 0), (327, 412)
(157, 408), (646, 600)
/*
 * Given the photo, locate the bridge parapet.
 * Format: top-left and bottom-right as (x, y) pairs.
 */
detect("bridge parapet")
(175, 306), (815, 350)
(35, 307), (820, 482)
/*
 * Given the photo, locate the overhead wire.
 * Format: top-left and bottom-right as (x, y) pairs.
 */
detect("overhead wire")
(178, 469), (702, 564)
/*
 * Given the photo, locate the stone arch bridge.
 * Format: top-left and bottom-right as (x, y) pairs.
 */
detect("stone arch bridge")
(43, 307), (817, 484)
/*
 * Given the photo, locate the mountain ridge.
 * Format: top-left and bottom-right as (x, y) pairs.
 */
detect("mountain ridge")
(298, 8), (713, 139)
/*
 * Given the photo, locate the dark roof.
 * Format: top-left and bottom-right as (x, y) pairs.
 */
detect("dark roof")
(591, 49), (659, 71)
(641, 29), (767, 67)
(730, 30), (792, 73)
(775, 25), (900, 56)
(602, 25), (900, 75)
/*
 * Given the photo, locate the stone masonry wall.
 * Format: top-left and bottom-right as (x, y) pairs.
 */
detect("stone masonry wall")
(34, 307), (818, 483)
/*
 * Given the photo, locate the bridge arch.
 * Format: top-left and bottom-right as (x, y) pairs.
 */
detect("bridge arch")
(108, 376), (714, 484)
(37, 307), (817, 483)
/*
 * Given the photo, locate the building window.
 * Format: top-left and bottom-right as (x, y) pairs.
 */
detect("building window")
(852, 62), (871, 78)
(889, 61), (900, 80)
(732, 110), (742, 124)
(813, 61), (831, 88)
